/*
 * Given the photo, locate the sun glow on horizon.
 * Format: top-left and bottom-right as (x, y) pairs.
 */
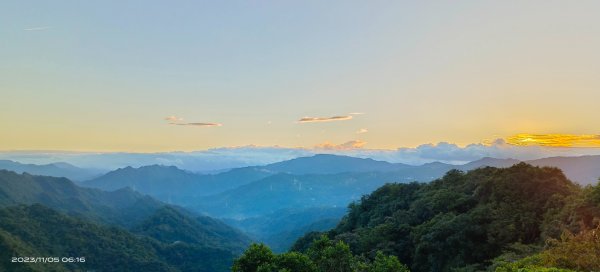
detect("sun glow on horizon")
(507, 134), (600, 148)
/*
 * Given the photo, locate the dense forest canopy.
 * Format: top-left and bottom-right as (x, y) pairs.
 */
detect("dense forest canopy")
(287, 163), (600, 271)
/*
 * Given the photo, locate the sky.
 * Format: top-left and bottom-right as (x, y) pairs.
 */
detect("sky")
(1, 1), (600, 153)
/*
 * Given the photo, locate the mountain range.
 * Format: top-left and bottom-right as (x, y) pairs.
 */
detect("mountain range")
(0, 170), (251, 271)
(2, 154), (599, 254)
(0, 160), (102, 181)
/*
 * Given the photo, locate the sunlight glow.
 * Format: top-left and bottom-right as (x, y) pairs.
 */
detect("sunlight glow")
(507, 134), (600, 147)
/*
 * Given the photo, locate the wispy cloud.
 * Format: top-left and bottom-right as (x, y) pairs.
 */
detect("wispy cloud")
(298, 115), (353, 123)
(164, 116), (221, 127)
(170, 122), (222, 127)
(314, 140), (367, 150)
(24, 26), (51, 31)
(165, 116), (183, 122)
(348, 112), (365, 115)
(356, 128), (368, 134)
(507, 133), (600, 147)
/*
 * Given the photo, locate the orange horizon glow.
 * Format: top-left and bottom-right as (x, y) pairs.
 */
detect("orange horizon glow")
(507, 134), (600, 148)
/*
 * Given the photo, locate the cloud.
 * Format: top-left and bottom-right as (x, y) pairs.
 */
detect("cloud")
(356, 128), (368, 134)
(165, 116), (183, 122)
(314, 140), (367, 150)
(170, 122), (222, 127)
(344, 138), (600, 165)
(24, 26), (51, 31)
(348, 112), (365, 115)
(298, 115), (353, 123)
(4, 138), (600, 172)
(164, 116), (221, 127)
(506, 134), (600, 147)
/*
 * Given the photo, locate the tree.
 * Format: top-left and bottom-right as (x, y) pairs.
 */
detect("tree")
(232, 243), (275, 272)
(235, 236), (410, 272)
(307, 235), (356, 272)
(369, 251), (409, 272)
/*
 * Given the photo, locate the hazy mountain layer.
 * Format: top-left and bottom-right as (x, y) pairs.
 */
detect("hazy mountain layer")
(83, 165), (273, 205)
(0, 160), (102, 181)
(224, 207), (346, 252)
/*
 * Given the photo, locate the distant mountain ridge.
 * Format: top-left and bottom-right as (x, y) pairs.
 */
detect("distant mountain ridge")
(526, 155), (600, 186)
(0, 160), (102, 181)
(262, 154), (409, 174)
(83, 165), (273, 205)
(458, 157), (521, 170)
(81, 154), (599, 220)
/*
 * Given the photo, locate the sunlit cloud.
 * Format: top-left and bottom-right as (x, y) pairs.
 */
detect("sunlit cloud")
(24, 26), (51, 31)
(170, 122), (222, 127)
(165, 116), (221, 127)
(356, 128), (368, 134)
(165, 116), (183, 122)
(507, 134), (600, 147)
(298, 115), (352, 123)
(314, 140), (366, 150)
(348, 112), (365, 115)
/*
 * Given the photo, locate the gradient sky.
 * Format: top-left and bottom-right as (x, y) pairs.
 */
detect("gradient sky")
(1, 1), (600, 152)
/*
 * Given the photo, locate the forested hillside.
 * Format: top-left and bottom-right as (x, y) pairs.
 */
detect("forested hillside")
(289, 163), (600, 271)
(0, 171), (252, 272)
(132, 206), (251, 254)
(0, 169), (166, 227)
(0, 204), (239, 272)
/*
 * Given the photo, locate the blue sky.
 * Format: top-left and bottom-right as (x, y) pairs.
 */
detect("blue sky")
(1, 1), (600, 151)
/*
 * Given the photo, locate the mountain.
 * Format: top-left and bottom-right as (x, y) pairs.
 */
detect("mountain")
(263, 154), (409, 174)
(191, 154), (600, 219)
(0, 204), (238, 272)
(291, 163), (599, 271)
(84, 165), (203, 204)
(458, 157), (521, 170)
(82, 154), (600, 216)
(526, 155), (600, 185)
(0, 170), (253, 271)
(132, 206), (251, 254)
(83, 165), (273, 205)
(0, 160), (102, 181)
(225, 207), (346, 252)
(195, 171), (405, 218)
(0, 169), (165, 227)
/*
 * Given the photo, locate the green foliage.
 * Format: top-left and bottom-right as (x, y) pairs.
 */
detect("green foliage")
(273, 252), (317, 272)
(0, 204), (242, 272)
(235, 237), (409, 272)
(232, 244), (276, 272)
(306, 236), (356, 272)
(132, 206), (250, 254)
(0, 169), (166, 227)
(370, 251), (409, 272)
(536, 225), (600, 271)
(0, 170), (252, 272)
(294, 163), (600, 272)
(493, 255), (576, 272)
